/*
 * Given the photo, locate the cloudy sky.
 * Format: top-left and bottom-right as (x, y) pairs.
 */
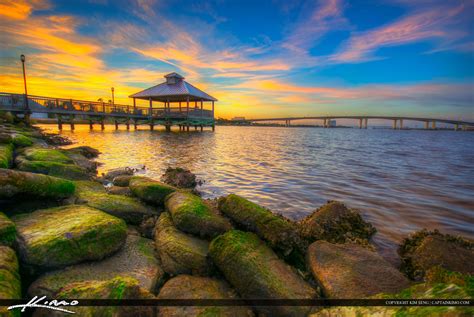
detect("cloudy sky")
(0, 0), (472, 120)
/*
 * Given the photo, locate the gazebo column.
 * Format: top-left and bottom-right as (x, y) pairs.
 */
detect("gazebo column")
(133, 98), (136, 114)
(200, 99), (203, 118)
(186, 97), (190, 131)
(212, 101), (215, 131)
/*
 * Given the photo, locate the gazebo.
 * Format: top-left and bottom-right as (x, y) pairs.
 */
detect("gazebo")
(129, 72), (217, 131)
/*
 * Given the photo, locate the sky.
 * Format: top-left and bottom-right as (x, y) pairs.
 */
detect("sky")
(0, 0), (473, 120)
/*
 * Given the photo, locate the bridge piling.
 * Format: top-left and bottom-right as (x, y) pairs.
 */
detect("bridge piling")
(114, 120), (119, 130)
(70, 118), (75, 131)
(432, 121), (436, 130)
(359, 118), (363, 129)
(393, 119), (398, 130)
(425, 121), (429, 129)
(126, 120), (130, 130)
(58, 117), (63, 130)
(399, 119), (404, 130)
(364, 118), (368, 129)
(100, 120), (105, 130)
(89, 121), (93, 130)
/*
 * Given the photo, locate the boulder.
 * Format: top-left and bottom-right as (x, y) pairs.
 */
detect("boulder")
(0, 212), (16, 246)
(0, 246), (21, 317)
(28, 234), (164, 297)
(22, 147), (73, 164)
(154, 212), (212, 276)
(106, 185), (132, 196)
(130, 176), (176, 205)
(34, 277), (154, 317)
(399, 229), (474, 281)
(166, 191), (231, 239)
(157, 275), (253, 317)
(65, 146), (100, 158)
(63, 151), (98, 174)
(139, 215), (157, 239)
(75, 181), (157, 225)
(0, 168), (75, 199)
(161, 167), (198, 189)
(103, 167), (134, 180)
(11, 134), (34, 147)
(16, 159), (90, 180)
(218, 194), (304, 260)
(13, 205), (127, 270)
(113, 174), (133, 187)
(209, 230), (317, 317)
(299, 201), (376, 243)
(307, 240), (410, 298)
(0, 143), (13, 168)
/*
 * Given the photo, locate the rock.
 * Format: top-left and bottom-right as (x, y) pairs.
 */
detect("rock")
(113, 174), (133, 187)
(28, 234), (164, 297)
(63, 151), (98, 174)
(154, 212), (212, 276)
(11, 134), (34, 147)
(209, 230), (317, 317)
(0, 212), (16, 246)
(43, 133), (72, 146)
(75, 181), (157, 225)
(161, 167), (198, 189)
(13, 205), (127, 270)
(22, 147), (73, 163)
(218, 194), (304, 260)
(307, 240), (410, 298)
(65, 146), (100, 158)
(130, 176), (176, 205)
(139, 215), (157, 239)
(0, 133), (13, 144)
(34, 277), (155, 317)
(157, 275), (253, 317)
(107, 185), (132, 196)
(0, 168), (75, 199)
(16, 158), (90, 180)
(299, 201), (376, 244)
(103, 167), (134, 180)
(166, 191), (231, 239)
(0, 143), (13, 168)
(398, 229), (474, 281)
(0, 246), (21, 300)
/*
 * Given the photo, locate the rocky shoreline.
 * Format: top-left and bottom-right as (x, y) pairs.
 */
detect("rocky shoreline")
(0, 116), (473, 316)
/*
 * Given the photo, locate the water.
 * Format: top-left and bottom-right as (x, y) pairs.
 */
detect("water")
(39, 125), (474, 262)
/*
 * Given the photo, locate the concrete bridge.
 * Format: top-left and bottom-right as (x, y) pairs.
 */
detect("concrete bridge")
(245, 116), (474, 130)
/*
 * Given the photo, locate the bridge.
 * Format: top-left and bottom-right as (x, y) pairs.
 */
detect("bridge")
(245, 116), (474, 130)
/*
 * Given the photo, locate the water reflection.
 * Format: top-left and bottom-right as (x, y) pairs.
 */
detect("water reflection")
(39, 125), (474, 262)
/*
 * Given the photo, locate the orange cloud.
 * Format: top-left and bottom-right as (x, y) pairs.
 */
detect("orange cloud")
(0, 0), (49, 20)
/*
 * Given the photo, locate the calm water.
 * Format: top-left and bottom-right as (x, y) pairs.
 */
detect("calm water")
(39, 125), (474, 262)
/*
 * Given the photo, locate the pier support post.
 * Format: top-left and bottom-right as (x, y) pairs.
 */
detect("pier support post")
(126, 120), (130, 130)
(212, 125), (215, 132)
(115, 120), (118, 130)
(399, 119), (404, 130)
(195, 125), (198, 131)
(364, 118), (368, 129)
(89, 121), (93, 130)
(165, 125), (171, 132)
(186, 125), (190, 132)
(200, 125), (203, 132)
(70, 118), (75, 131)
(150, 120), (154, 131)
(134, 120), (137, 130)
(454, 124), (459, 131)
(58, 117), (63, 130)
(425, 121), (429, 129)
(101, 120), (105, 130)
(432, 121), (436, 130)
(393, 119), (398, 130)
(359, 118), (363, 129)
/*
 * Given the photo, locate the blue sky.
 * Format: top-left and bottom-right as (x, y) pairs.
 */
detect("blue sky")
(0, 0), (472, 120)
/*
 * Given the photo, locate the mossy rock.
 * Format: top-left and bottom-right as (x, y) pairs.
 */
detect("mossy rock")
(166, 191), (232, 239)
(113, 175), (133, 187)
(29, 234), (165, 297)
(0, 246), (21, 317)
(13, 205), (127, 270)
(157, 275), (254, 317)
(155, 212), (212, 276)
(63, 151), (98, 174)
(298, 200), (376, 244)
(399, 229), (474, 281)
(161, 166), (197, 189)
(307, 240), (410, 298)
(218, 194), (305, 265)
(64, 146), (100, 158)
(11, 134), (34, 147)
(0, 168), (75, 199)
(75, 181), (157, 225)
(22, 147), (73, 164)
(34, 277), (154, 317)
(129, 176), (176, 205)
(16, 159), (90, 180)
(0, 212), (16, 246)
(209, 230), (317, 317)
(0, 143), (13, 169)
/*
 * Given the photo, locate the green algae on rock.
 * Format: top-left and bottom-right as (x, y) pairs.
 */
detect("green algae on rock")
(64, 146), (100, 159)
(129, 176), (177, 205)
(299, 200), (376, 244)
(28, 234), (164, 297)
(218, 194), (304, 260)
(22, 147), (74, 164)
(209, 230), (317, 317)
(11, 134), (34, 147)
(0, 143), (13, 168)
(0, 212), (16, 246)
(399, 229), (474, 281)
(0, 168), (75, 199)
(75, 180), (157, 225)
(112, 174), (133, 187)
(307, 240), (410, 299)
(0, 246), (21, 317)
(16, 159), (90, 180)
(157, 275), (254, 317)
(13, 205), (126, 270)
(154, 212), (212, 276)
(166, 191), (232, 239)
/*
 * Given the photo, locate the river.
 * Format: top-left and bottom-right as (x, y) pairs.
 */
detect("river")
(39, 124), (474, 263)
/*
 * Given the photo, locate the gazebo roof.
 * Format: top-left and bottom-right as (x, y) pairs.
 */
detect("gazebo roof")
(129, 73), (217, 102)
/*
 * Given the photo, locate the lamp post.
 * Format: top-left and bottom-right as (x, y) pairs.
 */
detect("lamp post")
(111, 87), (115, 106)
(20, 54), (29, 111)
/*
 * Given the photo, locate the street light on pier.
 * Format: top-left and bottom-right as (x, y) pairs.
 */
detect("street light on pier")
(111, 87), (115, 106)
(20, 54), (29, 112)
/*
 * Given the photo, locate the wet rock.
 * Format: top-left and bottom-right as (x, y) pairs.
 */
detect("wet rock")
(0, 246), (21, 303)
(307, 240), (410, 298)
(13, 205), (126, 270)
(130, 176), (176, 205)
(107, 185), (133, 196)
(29, 234), (164, 297)
(0, 133), (13, 144)
(161, 167), (198, 189)
(154, 212), (212, 276)
(166, 191), (231, 239)
(0, 212), (16, 246)
(43, 133), (73, 146)
(113, 174), (133, 187)
(218, 194), (304, 263)
(34, 277), (155, 317)
(139, 215), (158, 239)
(16, 158), (90, 180)
(209, 230), (317, 317)
(398, 229), (474, 281)
(12, 134), (34, 147)
(75, 181), (157, 225)
(0, 168), (75, 199)
(22, 147), (73, 163)
(64, 151), (98, 174)
(0, 143), (13, 168)
(65, 146), (100, 158)
(157, 275), (253, 317)
(299, 200), (376, 244)
(103, 167), (134, 180)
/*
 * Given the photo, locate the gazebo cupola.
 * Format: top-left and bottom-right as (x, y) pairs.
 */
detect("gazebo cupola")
(164, 72), (184, 85)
